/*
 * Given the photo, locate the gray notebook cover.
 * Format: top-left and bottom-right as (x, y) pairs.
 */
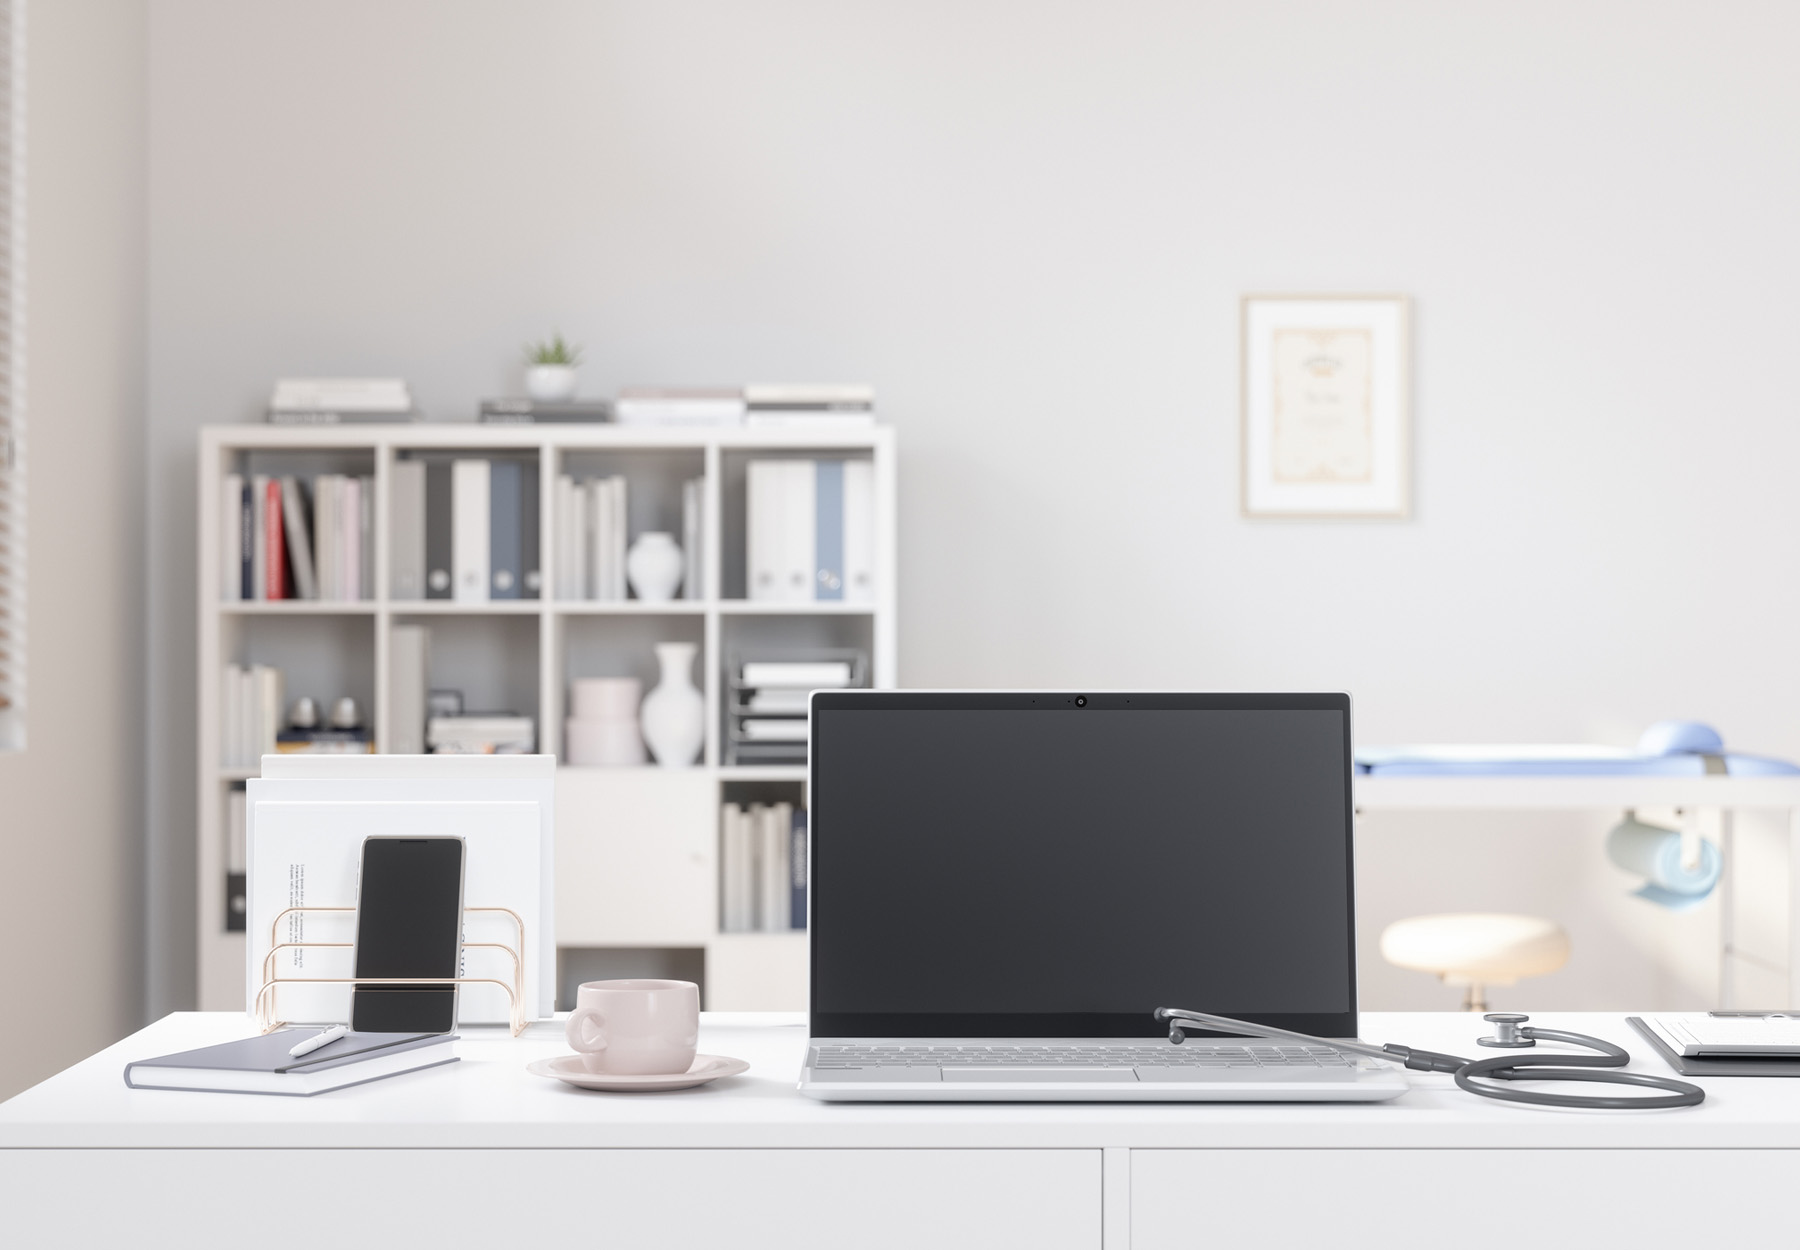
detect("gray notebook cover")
(1627, 1016), (1800, 1077)
(126, 1030), (452, 1083)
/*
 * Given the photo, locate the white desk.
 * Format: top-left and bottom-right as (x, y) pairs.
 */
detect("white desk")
(1356, 773), (1800, 1005)
(4, 1011), (1800, 1247)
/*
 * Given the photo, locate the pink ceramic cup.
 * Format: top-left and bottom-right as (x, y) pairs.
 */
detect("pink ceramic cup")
(564, 979), (700, 1075)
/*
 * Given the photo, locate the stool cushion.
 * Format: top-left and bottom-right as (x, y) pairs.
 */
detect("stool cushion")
(1379, 913), (1570, 985)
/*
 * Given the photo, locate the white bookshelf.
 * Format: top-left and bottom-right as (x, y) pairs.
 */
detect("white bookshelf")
(195, 423), (897, 1012)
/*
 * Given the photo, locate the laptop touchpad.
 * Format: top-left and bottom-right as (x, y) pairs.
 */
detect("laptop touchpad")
(941, 1068), (1139, 1082)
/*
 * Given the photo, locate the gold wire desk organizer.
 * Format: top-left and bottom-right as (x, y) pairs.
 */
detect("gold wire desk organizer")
(257, 905), (528, 1037)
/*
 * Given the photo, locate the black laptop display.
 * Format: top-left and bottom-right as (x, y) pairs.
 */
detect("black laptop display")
(808, 692), (1358, 1039)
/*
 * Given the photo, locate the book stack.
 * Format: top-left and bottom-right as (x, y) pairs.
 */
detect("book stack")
(720, 802), (807, 933)
(427, 714), (535, 754)
(266, 377), (419, 425)
(221, 663), (284, 767)
(553, 474), (626, 600)
(221, 472), (374, 602)
(479, 397), (613, 424)
(728, 655), (864, 765)
(389, 457), (540, 602)
(745, 383), (876, 429)
(614, 387), (746, 427)
(745, 459), (875, 603)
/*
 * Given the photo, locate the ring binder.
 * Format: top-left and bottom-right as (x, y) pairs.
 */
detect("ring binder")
(257, 904), (528, 1036)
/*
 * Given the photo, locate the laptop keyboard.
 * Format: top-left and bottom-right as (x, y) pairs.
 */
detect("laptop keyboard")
(812, 1043), (1356, 1070)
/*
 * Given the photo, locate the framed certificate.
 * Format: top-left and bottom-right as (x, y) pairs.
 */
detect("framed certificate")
(1240, 294), (1410, 518)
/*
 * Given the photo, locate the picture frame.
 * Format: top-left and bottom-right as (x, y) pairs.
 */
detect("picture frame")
(1240, 294), (1411, 519)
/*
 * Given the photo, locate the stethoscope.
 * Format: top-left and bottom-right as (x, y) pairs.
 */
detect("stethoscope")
(1155, 1007), (1706, 1109)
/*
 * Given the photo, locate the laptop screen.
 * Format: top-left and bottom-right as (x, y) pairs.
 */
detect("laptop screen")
(809, 692), (1356, 1038)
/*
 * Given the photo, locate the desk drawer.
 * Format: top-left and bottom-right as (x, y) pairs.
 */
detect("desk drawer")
(4, 1147), (1100, 1249)
(1133, 1149), (1797, 1247)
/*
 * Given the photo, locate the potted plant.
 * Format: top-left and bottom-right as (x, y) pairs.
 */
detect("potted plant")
(524, 332), (583, 401)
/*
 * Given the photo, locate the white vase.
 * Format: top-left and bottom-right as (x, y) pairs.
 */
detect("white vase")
(627, 532), (684, 602)
(526, 364), (578, 401)
(640, 642), (704, 767)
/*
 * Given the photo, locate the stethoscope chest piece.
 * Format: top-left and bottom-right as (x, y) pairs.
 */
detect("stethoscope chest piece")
(1478, 1012), (1535, 1049)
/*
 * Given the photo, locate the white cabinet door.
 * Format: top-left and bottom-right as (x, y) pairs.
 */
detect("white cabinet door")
(555, 766), (716, 945)
(1133, 1149), (1795, 1247)
(5, 1149), (1101, 1249)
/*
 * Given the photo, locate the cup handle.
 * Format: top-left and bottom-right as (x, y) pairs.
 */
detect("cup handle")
(566, 1006), (607, 1054)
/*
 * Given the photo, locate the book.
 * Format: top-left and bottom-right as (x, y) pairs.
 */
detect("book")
(274, 729), (374, 755)
(425, 460), (452, 599)
(340, 476), (362, 601)
(452, 459), (490, 603)
(391, 459), (426, 599)
(427, 714), (535, 754)
(763, 802), (792, 932)
(780, 461), (815, 602)
(520, 460), (541, 598)
(844, 459), (875, 603)
(489, 459), (522, 600)
(314, 475), (335, 601)
(570, 476), (590, 598)
(123, 1029), (457, 1096)
(744, 383), (874, 408)
(681, 477), (702, 600)
(279, 477), (317, 600)
(553, 474), (577, 599)
(388, 625), (429, 755)
(271, 377), (411, 411)
(721, 804), (746, 932)
(238, 477), (253, 600)
(741, 660), (855, 687)
(221, 474), (244, 601)
(790, 807), (808, 930)
(264, 478), (287, 599)
(746, 460), (782, 602)
(814, 459), (844, 600)
(745, 411), (877, 428)
(479, 398), (612, 423)
(611, 475), (628, 598)
(587, 478), (607, 602)
(265, 408), (421, 425)
(359, 473), (374, 600)
(740, 719), (810, 741)
(250, 473), (268, 601)
(614, 387), (746, 426)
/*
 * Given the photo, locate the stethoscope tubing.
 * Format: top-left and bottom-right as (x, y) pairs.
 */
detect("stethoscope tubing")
(1454, 1027), (1704, 1109)
(1154, 1008), (1707, 1110)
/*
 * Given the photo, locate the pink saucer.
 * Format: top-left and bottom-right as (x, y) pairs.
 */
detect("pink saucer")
(527, 1053), (750, 1092)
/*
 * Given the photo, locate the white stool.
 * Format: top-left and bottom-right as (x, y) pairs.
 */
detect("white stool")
(1379, 913), (1570, 1012)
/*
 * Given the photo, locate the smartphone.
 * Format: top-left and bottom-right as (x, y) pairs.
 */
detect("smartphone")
(350, 836), (466, 1034)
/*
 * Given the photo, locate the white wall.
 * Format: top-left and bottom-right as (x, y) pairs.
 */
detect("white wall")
(0, 0), (147, 1099)
(145, 1), (1800, 1013)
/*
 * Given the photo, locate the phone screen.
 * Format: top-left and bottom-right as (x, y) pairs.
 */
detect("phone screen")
(351, 837), (466, 1033)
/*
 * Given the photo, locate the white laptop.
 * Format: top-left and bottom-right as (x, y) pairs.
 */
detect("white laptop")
(797, 691), (1407, 1102)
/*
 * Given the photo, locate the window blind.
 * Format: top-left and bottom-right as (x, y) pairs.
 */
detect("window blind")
(0, 0), (22, 751)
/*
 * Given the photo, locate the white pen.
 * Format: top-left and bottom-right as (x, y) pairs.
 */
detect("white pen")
(289, 1024), (348, 1058)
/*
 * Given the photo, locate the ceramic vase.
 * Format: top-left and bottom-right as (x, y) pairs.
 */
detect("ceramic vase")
(640, 642), (704, 767)
(627, 532), (684, 603)
(526, 364), (578, 401)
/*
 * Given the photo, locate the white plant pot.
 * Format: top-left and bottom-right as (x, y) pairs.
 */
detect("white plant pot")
(627, 532), (684, 603)
(526, 364), (578, 401)
(640, 642), (704, 767)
